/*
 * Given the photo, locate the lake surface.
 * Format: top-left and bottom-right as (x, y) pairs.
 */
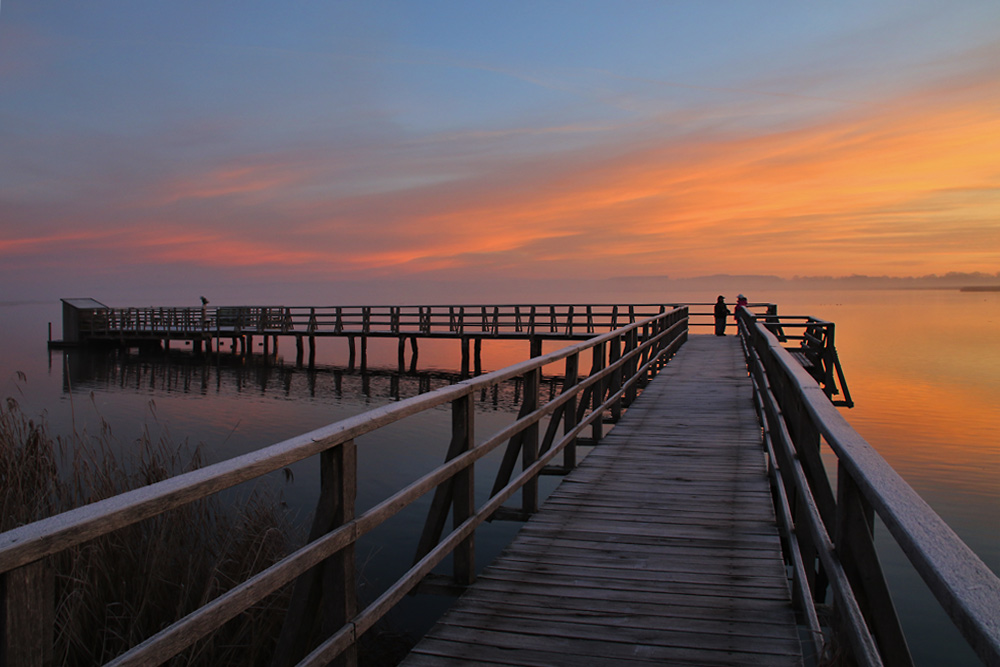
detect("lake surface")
(1, 289), (997, 665)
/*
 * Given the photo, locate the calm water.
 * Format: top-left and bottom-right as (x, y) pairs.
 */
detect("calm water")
(1, 290), (997, 665)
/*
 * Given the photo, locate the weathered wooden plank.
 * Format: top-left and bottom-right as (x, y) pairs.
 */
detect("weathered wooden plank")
(446, 589), (802, 640)
(413, 626), (799, 666)
(401, 335), (802, 666)
(432, 611), (804, 657)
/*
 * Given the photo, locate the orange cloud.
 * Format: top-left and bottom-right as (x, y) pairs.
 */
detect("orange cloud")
(261, 70), (998, 282)
(150, 158), (308, 205)
(5, 62), (997, 285)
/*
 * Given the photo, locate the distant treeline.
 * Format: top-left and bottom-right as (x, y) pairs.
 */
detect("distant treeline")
(606, 271), (1000, 292)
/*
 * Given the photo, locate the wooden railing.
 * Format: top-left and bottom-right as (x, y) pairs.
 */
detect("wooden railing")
(737, 308), (1000, 666)
(1, 307), (688, 666)
(755, 315), (853, 407)
(81, 304), (682, 340)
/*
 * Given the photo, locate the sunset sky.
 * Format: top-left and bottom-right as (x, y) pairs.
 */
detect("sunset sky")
(2, 2), (999, 303)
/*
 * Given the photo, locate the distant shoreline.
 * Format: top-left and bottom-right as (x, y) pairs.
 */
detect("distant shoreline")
(959, 286), (1000, 292)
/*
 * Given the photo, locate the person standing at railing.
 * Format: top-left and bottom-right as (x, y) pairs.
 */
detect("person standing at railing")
(714, 296), (730, 336)
(734, 293), (748, 323)
(200, 296), (209, 329)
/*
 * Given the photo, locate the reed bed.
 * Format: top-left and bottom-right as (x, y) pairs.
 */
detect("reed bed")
(1, 392), (298, 666)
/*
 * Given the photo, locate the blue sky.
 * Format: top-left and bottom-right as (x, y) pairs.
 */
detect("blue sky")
(2, 1), (999, 303)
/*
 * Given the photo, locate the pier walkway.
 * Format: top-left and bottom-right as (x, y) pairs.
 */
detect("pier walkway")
(402, 335), (803, 666)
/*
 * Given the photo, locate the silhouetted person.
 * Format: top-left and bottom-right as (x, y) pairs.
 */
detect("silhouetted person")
(714, 296), (729, 336)
(733, 293), (748, 328)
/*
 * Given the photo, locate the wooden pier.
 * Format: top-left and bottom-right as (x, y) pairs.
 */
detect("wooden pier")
(402, 335), (803, 666)
(5, 303), (998, 666)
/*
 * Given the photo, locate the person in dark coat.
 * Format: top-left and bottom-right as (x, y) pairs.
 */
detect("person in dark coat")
(713, 296), (729, 336)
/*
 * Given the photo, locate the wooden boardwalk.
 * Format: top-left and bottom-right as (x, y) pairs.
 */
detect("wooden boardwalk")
(402, 335), (803, 666)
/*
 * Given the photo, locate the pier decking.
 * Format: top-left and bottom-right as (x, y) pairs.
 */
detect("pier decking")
(402, 335), (803, 666)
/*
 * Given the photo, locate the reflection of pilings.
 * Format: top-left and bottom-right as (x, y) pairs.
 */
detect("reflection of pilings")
(61, 347), (569, 413)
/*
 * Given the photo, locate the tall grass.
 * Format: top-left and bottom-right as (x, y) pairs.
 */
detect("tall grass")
(1, 393), (299, 666)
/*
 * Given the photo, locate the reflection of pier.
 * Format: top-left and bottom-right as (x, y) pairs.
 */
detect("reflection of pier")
(60, 347), (570, 413)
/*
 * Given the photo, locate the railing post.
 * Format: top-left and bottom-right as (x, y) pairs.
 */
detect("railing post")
(624, 328), (639, 407)
(1, 560), (54, 667)
(273, 440), (358, 667)
(413, 394), (475, 577)
(591, 341), (606, 442)
(562, 352), (580, 469)
(452, 394), (476, 585)
(521, 368), (540, 514)
(835, 463), (913, 666)
(608, 337), (623, 422)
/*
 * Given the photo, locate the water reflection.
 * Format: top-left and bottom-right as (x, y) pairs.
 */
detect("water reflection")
(61, 346), (571, 416)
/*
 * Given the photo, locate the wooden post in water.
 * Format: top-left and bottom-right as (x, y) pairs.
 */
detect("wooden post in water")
(347, 336), (356, 371)
(473, 338), (482, 376)
(529, 335), (542, 359)
(460, 337), (470, 378)
(308, 307), (317, 369)
(295, 335), (304, 367)
(409, 335), (419, 373)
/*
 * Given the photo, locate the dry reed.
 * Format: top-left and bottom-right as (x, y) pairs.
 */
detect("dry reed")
(1, 393), (298, 666)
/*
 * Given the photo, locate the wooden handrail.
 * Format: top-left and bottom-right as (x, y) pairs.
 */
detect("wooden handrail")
(69, 303), (717, 340)
(2, 307), (689, 666)
(738, 308), (1000, 666)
